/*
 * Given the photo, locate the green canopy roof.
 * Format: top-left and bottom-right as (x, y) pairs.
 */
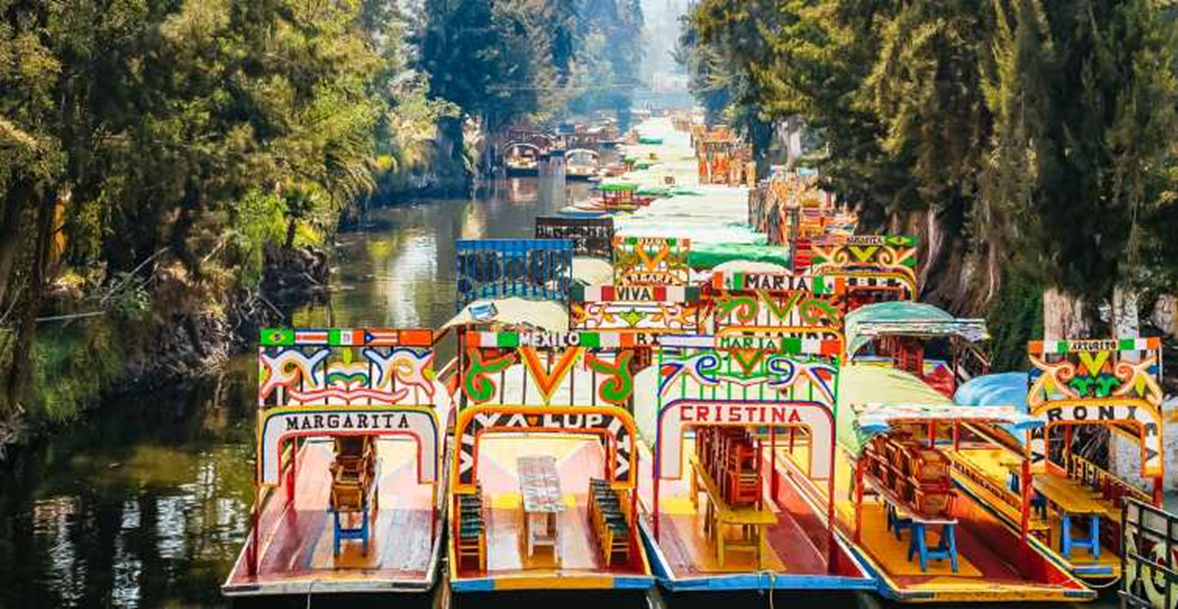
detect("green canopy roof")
(844, 301), (989, 356)
(688, 243), (790, 270)
(836, 364), (1041, 455)
(599, 182), (638, 192)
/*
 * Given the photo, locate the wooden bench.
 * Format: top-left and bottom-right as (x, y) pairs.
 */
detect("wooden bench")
(689, 455), (777, 568)
(1032, 474), (1113, 559)
(455, 485), (487, 571)
(589, 479), (631, 566)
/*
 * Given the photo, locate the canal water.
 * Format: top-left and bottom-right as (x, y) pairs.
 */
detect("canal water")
(0, 177), (1116, 608)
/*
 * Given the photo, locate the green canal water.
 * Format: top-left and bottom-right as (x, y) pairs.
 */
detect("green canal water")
(0, 178), (1118, 608)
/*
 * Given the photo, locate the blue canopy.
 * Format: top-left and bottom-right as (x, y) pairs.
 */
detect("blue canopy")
(953, 372), (1031, 443)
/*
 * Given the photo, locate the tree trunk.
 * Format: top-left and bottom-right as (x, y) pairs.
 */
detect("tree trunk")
(0, 178), (33, 308)
(1111, 284), (1140, 340)
(4, 188), (55, 412)
(1042, 287), (1091, 340)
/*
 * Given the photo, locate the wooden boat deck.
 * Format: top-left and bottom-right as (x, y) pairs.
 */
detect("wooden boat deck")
(449, 436), (653, 592)
(790, 444), (1096, 602)
(950, 446), (1121, 579)
(637, 438), (872, 591)
(222, 439), (440, 596)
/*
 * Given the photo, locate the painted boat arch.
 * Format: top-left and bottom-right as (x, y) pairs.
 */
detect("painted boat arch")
(613, 236), (691, 286)
(1026, 337), (1166, 485)
(705, 270), (845, 341)
(258, 405), (439, 486)
(808, 235), (919, 309)
(655, 398), (834, 481)
(451, 403), (639, 494)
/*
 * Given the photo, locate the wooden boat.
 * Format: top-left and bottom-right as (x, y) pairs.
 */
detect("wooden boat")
(826, 370), (1096, 602)
(566, 149), (601, 181)
(843, 301), (991, 398)
(635, 269), (875, 592)
(505, 144), (542, 177)
(444, 329), (655, 592)
(952, 337), (1167, 584)
(563, 183), (646, 216)
(444, 237), (655, 593)
(222, 328), (446, 597)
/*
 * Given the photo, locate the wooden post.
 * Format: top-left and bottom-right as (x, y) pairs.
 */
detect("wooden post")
(248, 492), (260, 576)
(1064, 425), (1073, 470)
(927, 422), (936, 448)
(854, 458), (865, 543)
(770, 426), (778, 498)
(952, 422), (960, 452)
(653, 441), (661, 539)
(1020, 459), (1031, 540)
(1154, 476), (1164, 506)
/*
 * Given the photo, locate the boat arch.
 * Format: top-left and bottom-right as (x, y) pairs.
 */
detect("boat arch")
(452, 403), (639, 493)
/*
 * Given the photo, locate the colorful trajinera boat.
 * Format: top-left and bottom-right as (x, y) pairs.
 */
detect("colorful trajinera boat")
(637, 270), (873, 592)
(223, 328), (445, 597)
(443, 237), (654, 592)
(953, 337), (1167, 584)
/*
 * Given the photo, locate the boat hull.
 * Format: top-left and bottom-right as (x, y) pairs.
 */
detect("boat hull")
(222, 439), (443, 597)
(447, 435), (656, 594)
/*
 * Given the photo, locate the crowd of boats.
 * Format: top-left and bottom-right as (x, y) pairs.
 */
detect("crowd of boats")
(222, 113), (1177, 605)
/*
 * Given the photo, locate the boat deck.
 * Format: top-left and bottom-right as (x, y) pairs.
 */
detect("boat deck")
(222, 439), (441, 596)
(794, 443), (1096, 602)
(950, 446), (1121, 579)
(449, 436), (653, 592)
(638, 438), (872, 591)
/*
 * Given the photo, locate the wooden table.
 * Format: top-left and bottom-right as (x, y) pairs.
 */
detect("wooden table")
(864, 474), (959, 573)
(1031, 474), (1112, 559)
(689, 455), (777, 568)
(518, 455), (565, 559)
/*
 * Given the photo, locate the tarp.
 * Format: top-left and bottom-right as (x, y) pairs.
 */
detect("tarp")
(688, 243), (791, 270)
(954, 372), (1031, 443)
(572, 257), (613, 285)
(845, 301), (989, 356)
(836, 365), (1042, 455)
(441, 298), (569, 333)
(837, 365), (952, 454)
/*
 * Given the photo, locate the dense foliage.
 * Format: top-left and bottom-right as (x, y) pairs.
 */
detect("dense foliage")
(680, 0), (1178, 352)
(0, 0), (645, 432)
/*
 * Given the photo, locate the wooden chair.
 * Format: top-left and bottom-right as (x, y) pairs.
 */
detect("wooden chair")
(455, 491), (486, 571)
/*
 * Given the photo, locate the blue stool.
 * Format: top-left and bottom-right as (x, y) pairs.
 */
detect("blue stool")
(1007, 474), (1047, 517)
(1060, 513), (1100, 559)
(886, 503), (913, 540)
(332, 502), (370, 556)
(907, 521), (958, 573)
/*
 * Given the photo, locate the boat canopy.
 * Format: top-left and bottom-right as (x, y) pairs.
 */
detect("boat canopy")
(572, 257), (613, 285)
(954, 372), (1031, 444)
(844, 301), (989, 356)
(688, 243), (790, 270)
(441, 298), (569, 333)
(836, 365), (1042, 455)
(600, 182), (639, 192)
(710, 260), (790, 275)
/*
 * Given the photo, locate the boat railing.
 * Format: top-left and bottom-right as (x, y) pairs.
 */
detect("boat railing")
(1121, 497), (1178, 608)
(1065, 453), (1152, 506)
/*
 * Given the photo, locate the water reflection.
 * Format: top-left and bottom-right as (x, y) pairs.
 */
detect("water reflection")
(0, 177), (587, 608)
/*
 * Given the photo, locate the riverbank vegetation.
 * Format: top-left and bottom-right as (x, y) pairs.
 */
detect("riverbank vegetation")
(679, 0), (1178, 366)
(0, 0), (646, 450)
